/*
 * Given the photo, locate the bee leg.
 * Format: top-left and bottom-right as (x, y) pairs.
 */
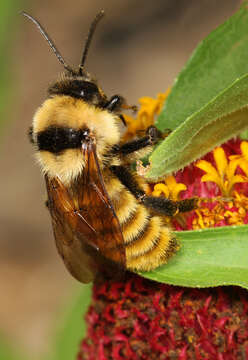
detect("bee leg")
(176, 198), (199, 213)
(110, 165), (197, 216)
(104, 95), (137, 112)
(119, 114), (127, 126)
(145, 125), (164, 142)
(142, 196), (198, 216)
(103, 95), (125, 111)
(110, 165), (145, 199)
(113, 126), (162, 155)
(121, 102), (138, 112)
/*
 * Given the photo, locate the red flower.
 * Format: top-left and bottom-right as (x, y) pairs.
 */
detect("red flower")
(78, 273), (248, 359)
(150, 139), (248, 231)
(78, 94), (248, 360)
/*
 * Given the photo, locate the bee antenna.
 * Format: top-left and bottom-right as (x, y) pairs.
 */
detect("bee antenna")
(79, 10), (105, 75)
(22, 11), (76, 75)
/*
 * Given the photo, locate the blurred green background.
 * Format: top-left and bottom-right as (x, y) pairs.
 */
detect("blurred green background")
(0, 0), (241, 359)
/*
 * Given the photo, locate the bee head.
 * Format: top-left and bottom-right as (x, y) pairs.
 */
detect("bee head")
(48, 73), (107, 108)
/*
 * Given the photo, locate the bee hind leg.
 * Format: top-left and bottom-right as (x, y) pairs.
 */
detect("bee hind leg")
(110, 165), (197, 216)
(142, 196), (198, 216)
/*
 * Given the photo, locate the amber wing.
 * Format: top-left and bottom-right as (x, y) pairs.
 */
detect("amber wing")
(45, 141), (125, 283)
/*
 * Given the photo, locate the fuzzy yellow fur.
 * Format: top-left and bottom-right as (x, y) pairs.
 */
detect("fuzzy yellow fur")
(122, 205), (149, 243)
(125, 216), (162, 258)
(104, 173), (176, 272)
(113, 190), (138, 225)
(126, 226), (174, 271)
(33, 96), (121, 184)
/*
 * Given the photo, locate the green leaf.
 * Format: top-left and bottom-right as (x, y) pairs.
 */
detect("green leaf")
(0, 335), (24, 360)
(147, 73), (248, 178)
(139, 225), (248, 289)
(240, 129), (248, 140)
(157, 1), (248, 132)
(50, 284), (92, 360)
(147, 2), (248, 179)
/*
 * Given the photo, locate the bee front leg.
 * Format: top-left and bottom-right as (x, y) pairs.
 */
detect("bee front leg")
(113, 126), (162, 156)
(104, 95), (137, 112)
(103, 95), (124, 111)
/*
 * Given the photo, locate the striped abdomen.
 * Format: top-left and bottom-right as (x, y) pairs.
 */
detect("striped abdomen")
(105, 174), (178, 271)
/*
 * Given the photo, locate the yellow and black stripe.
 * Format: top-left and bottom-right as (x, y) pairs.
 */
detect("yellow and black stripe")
(105, 173), (178, 272)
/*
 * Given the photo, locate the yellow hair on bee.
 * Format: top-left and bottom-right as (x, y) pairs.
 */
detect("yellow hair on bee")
(122, 205), (149, 243)
(104, 172), (177, 272)
(33, 95), (121, 183)
(33, 95), (121, 144)
(35, 149), (85, 184)
(104, 176), (124, 199)
(126, 226), (176, 271)
(125, 216), (162, 258)
(111, 189), (138, 224)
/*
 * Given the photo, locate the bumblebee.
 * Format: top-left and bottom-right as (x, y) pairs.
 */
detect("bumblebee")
(24, 11), (196, 283)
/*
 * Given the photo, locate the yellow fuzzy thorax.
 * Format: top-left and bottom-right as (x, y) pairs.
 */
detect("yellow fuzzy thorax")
(33, 95), (121, 184)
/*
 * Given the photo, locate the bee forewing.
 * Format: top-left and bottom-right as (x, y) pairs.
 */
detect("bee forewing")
(45, 141), (125, 283)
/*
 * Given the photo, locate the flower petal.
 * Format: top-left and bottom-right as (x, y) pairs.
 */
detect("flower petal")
(196, 160), (218, 176)
(153, 184), (170, 198)
(239, 159), (248, 177)
(225, 159), (239, 180)
(213, 147), (228, 179)
(240, 141), (248, 160)
(201, 174), (222, 188)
